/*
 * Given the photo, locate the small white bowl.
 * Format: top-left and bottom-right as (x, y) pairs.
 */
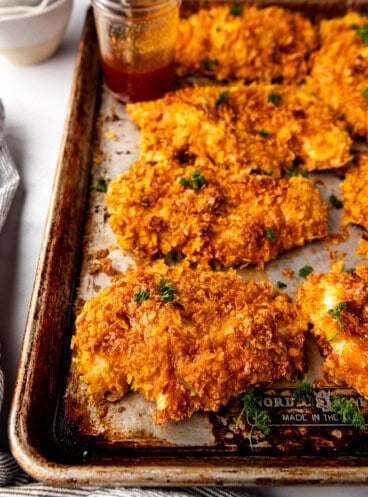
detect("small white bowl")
(0, 0), (73, 65)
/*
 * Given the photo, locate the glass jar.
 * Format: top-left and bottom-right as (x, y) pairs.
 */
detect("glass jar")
(91, 0), (181, 103)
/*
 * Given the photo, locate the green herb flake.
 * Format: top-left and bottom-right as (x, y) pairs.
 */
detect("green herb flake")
(229, 4), (244, 16)
(179, 170), (206, 191)
(326, 301), (348, 341)
(179, 177), (190, 188)
(328, 301), (348, 320)
(237, 389), (271, 451)
(265, 228), (276, 243)
(157, 278), (177, 303)
(95, 176), (108, 193)
(292, 382), (313, 403)
(331, 396), (367, 430)
(286, 164), (299, 177)
(345, 266), (356, 274)
(201, 58), (219, 70)
(362, 88), (368, 98)
(133, 290), (150, 304)
(166, 250), (178, 263)
(329, 194), (343, 209)
(277, 281), (287, 289)
(191, 170), (206, 190)
(215, 90), (230, 106)
(259, 129), (270, 138)
(286, 164), (309, 178)
(267, 92), (282, 105)
(357, 24), (368, 45)
(179, 177), (191, 188)
(298, 265), (313, 278)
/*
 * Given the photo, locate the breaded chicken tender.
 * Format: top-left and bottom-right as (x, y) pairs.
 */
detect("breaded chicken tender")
(306, 12), (368, 138)
(298, 266), (368, 398)
(341, 153), (368, 230)
(106, 160), (329, 268)
(72, 263), (306, 424)
(126, 84), (352, 176)
(175, 4), (317, 83)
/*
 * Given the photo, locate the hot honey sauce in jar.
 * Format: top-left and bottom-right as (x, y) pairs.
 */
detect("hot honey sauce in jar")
(101, 60), (175, 103)
(92, 0), (180, 103)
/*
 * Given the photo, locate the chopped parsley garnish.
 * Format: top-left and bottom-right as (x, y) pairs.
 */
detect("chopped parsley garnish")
(95, 176), (108, 192)
(362, 88), (368, 97)
(201, 58), (219, 70)
(166, 250), (178, 263)
(286, 164), (299, 177)
(265, 228), (276, 243)
(237, 389), (271, 451)
(345, 267), (356, 274)
(216, 90), (230, 106)
(357, 24), (368, 45)
(277, 281), (287, 289)
(292, 382), (313, 403)
(191, 170), (206, 190)
(326, 302), (348, 341)
(179, 177), (191, 188)
(330, 396), (367, 430)
(267, 92), (282, 105)
(298, 265), (313, 278)
(329, 194), (343, 209)
(259, 129), (270, 138)
(179, 170), (206, 191)
(157, 278), (177, 303)
(133, 290), (150, 303)
(229, 4), (244, 16)
(286, 164), (309, 178)
(328, 301), (347, 321)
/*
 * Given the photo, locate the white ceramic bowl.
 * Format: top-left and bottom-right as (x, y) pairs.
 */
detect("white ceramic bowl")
(0, 0), (73, 65)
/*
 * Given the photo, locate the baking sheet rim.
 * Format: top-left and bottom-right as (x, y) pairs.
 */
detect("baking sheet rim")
(8, 3), (368, 486)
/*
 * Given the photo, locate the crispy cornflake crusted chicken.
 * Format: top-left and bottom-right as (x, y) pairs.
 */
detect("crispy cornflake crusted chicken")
(298, 266), (368, 398)
(126, 84), (352, 177)
(306, 12), (368, 139)
(72, 262), (306, 424)
(175, 4), (317, 83)
(105, 160), (329, 268)
(341, 153), (368, 231)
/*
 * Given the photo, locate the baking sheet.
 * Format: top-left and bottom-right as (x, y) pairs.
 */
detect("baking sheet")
(8, 2), (368, 486)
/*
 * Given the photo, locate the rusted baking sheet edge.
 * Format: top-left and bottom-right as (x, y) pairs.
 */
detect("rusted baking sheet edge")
(7, 4), (368, 486)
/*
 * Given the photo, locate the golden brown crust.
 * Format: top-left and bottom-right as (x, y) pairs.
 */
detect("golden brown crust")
(341, 153), (368, 231)
(105, 160), (329, 269)
(175, 5), (317, 84)
(297, 266), (368, 397)
(72, 262), (306, 424)
(126, 84), (352, 176)
(306, 12), (368, 139)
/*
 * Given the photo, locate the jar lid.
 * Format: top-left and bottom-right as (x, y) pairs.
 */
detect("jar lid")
(92, 0), (180, 16)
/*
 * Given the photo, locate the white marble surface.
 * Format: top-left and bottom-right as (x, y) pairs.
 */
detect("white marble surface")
(1, 1), (368, 494)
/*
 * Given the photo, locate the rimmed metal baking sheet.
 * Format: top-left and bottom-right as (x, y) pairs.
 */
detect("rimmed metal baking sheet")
(8, 2), (368, 486)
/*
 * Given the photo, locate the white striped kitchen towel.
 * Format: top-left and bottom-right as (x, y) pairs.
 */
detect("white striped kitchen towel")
(0, 99), (20, 232)
(0, 466), (257, 497)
